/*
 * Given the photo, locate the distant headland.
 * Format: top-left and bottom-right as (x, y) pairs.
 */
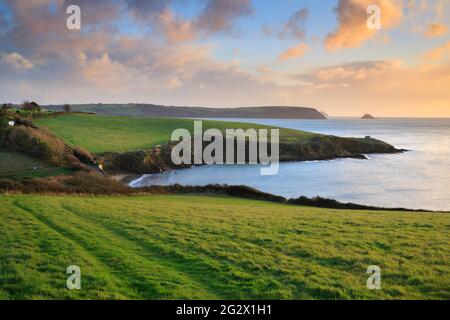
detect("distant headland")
(44, 104), (327, 120)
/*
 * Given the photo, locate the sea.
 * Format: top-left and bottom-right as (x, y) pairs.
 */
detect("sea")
(131, 118), (450, 211)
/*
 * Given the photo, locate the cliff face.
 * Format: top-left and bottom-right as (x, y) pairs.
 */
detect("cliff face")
(45, 104), (327, 119)
(99, 136), (403, 174)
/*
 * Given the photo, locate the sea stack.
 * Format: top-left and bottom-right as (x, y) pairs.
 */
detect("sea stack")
(362, 114), (376, 119)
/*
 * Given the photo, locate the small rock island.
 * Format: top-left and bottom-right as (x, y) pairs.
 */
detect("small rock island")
(362, 114), (376, 119)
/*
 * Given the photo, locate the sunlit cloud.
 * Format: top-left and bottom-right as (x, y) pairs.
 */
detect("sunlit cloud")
(325, 0), (402, 50)
(277, 44), (308, 62)
(423, 41), (450, 60)
(0, 51), (34, 70)
(424, 23), (448, 37)
(0, 0), (449, 116)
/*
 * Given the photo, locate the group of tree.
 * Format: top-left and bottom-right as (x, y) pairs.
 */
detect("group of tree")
(2, 101), (72, 114)
(1, 103), (13, 111)
(21, 101), (42, 112)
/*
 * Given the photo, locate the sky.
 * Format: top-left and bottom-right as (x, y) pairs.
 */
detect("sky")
(0, 0), (449, 117)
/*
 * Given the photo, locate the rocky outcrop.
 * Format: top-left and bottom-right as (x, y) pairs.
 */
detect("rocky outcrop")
(287, 196), (428, 212)
(362, 114), (376, 119)
(98, 143), (190, 174)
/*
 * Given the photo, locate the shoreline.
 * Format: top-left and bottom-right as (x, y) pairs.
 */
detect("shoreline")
(110, 173), (142, 185)
(1, 167), (446, 212)
(122, 160), (449, 213)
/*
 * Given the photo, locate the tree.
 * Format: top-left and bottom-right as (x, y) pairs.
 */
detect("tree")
(63, 104), (71, 113)
(21, 101), (31, 111)
(1, 103), (12, 111)
(22, 101), (41, 112)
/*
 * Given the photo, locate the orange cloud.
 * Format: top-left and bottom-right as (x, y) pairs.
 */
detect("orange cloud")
(423, 41), (450, 60)
(289, 60), (450, 117)
(158, 10), (195, 43)
(325, 0), (402, 50)
(277, 44), (308, 62)
(424, 23), (448, 37)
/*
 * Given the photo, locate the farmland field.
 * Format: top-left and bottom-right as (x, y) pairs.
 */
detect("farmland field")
(34, 114), (315, 153)
(0, 194), (448, 300)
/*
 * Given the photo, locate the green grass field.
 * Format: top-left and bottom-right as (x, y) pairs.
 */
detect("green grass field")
(0, 148), (72, 179)
(35, 114), (315, 153)
(0, 194), (448, 300)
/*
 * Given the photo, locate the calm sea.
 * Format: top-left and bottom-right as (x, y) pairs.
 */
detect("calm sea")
(131, 118), (450, 211)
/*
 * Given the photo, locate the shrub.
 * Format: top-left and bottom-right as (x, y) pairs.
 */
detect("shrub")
(1, 125), (86, 169)
(0, 116), (9, 129)
(73, 145), (94, 164)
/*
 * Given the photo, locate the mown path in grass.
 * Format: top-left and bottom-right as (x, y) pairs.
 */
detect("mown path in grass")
(0, 194), (448, 300)
(35, 114), (315, 153)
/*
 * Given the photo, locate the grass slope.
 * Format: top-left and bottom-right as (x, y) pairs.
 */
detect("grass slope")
(35, 114), (315, 153)
(0, 194), (448, 300)
(0, 149), (72, 179)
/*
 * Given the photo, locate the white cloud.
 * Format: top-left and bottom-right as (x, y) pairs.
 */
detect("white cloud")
(1, 52), (34, 70)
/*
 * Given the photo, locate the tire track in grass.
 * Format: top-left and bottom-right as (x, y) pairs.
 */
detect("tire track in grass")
(14, 198), (216, 299)
(12, 200), (160, 299)
(113, 199), (333, 297)
(60, 202), (225, 299)
(87, 198), (381, 300)
(5, 199), (132, 299)
(63, 198), (299, 299)
(54, 197), (363, 299)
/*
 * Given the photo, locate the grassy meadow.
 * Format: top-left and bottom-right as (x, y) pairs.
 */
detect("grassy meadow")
(0, 194), (448, 300)
(35, 113), (315, 153)
(0, 148), (72, 179)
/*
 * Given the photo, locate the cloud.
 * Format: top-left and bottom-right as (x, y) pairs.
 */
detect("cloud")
(325, 0), (402, 50)
(78, 53), (143, 92)
(158, 9), (195, 43)
(277, 44), (308, 62)
(423, 41), (450, 60)
(126, 0), (253, 41)
(125, 0), (171, 18)
(0, 0), (263, 105)
(1, 0), (449, 117)
(2, 0), (118, 59)
(263, 8), (308, 40)
(262, 24), (274, 37)
(405, 0), (449, 32)
(1, 52), (34, 69)
(278, 8), (308, 40)
(196, 0), (253, 34)
(298, 60), (401, 82)
(290, 59), (450, 116)
(424, 23), (448, 37)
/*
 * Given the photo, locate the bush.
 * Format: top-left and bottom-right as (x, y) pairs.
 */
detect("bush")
(0, 125), (87, 170)
(73, 146), (94, 164)
(0, 116), (9, 129)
